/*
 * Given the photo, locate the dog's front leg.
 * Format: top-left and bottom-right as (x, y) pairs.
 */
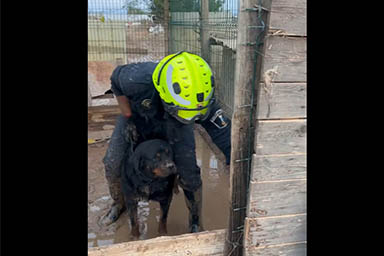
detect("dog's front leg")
(158, 195), (173, 235)
(126, 198), (140, 238)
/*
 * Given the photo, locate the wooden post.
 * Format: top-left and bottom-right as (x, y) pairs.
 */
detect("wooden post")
(163, 0), (170, 55)
(88, 82), (92, 106)
(200, 0), (210, 63)
(225, 0), (270, 255)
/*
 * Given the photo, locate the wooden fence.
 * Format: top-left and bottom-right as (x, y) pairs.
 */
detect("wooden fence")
(242, 0), (307, 255)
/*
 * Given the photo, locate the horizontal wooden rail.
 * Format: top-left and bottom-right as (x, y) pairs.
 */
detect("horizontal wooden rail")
(88, 229), (226, 256)
(88, 105), (120, 131)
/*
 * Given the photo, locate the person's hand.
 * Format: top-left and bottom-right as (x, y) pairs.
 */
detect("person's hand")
(125, 121), (139, 144)
(116, 95), (132, 118)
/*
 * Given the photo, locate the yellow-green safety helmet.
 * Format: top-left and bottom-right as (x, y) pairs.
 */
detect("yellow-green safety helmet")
(152, 51), (215, 124)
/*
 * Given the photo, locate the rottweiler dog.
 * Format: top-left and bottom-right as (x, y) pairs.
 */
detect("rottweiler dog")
(120, 139), (178, 237)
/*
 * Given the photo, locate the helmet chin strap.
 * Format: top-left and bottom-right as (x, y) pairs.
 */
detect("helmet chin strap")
(161, 98), (215, 124)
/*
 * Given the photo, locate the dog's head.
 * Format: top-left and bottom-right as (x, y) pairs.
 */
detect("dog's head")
(133, 139), (177, 179)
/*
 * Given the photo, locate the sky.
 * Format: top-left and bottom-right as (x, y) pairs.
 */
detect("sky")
(88, 0), (150, 13)
(88, 0), (238, 14)
(88, 0), (126, 10)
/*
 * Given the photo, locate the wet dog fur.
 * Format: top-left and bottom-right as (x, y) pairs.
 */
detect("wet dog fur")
(120, 139), (178, 237)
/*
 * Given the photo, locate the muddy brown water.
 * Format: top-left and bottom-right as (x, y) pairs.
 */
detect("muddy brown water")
(88, 129), (229, 248)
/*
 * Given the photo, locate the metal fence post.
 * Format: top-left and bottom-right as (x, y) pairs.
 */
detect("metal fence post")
(200, 0), (210, 63)
(164, 0), (170, 55)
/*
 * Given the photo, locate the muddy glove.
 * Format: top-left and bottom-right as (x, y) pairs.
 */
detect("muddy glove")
(124, 119), (139, 153)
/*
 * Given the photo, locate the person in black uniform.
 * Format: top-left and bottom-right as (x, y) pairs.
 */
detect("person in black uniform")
(100, 51), (231, 233)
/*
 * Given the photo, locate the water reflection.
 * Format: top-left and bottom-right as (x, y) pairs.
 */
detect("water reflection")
(96, 239), (114, 247)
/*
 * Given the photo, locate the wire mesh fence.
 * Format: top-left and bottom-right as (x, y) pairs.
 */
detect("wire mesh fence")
(88, 0), (171, 98)
(169, 0), (238, 116)
(88, 0), (239, 115)
(88, 0), (169, 64)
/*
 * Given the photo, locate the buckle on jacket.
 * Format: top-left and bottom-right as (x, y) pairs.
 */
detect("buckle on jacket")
(210, 109), (228, 129)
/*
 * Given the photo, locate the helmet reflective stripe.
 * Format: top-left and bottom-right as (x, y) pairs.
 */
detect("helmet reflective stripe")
(166, 64), (191, 106)
(204, 87), (213, 101)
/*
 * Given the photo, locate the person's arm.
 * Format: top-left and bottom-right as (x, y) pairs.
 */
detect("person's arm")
(166, 120), (202, 192)
(109, 66), (133, 119)
(198, 103), (231, 165)
(116, 95), (132, 118)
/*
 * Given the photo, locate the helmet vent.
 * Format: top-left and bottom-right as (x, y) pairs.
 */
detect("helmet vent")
(203, 73), (207, 76)
(180, 68), (185, 71)
(177, 61), (183, 64)
(185, 94), (190, 97)
(173, 82), (181, 94)
(200, 65), (204, 67)
(182, 77), (188, 80)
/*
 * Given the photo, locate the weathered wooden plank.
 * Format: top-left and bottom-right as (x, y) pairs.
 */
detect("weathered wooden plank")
(254, 120), (306, 155)
(88, 83), (92, 106)
(247, 179), (307, 218)
(245, 241), (307, 256)
(250, 153), (306, 182)
(88, 105), (120, 131)
(244, 214), (306, 249)
(269, 0), (307, 36)
(257, 82), (306, 119)
(261, 36), (306, 82)
(210, 36), (237, 51)
(88, 229), (226, 256)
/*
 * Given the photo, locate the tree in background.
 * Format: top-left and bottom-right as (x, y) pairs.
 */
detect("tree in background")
(148, 0), (225, 20)
(208, 0), (225, 12)
(122, 0), (149, 14)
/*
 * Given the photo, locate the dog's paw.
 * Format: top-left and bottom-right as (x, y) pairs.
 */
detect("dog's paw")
(173, 185), (180, 195)
(158, 222), (168, 235)
(131, 225), (140, 238)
